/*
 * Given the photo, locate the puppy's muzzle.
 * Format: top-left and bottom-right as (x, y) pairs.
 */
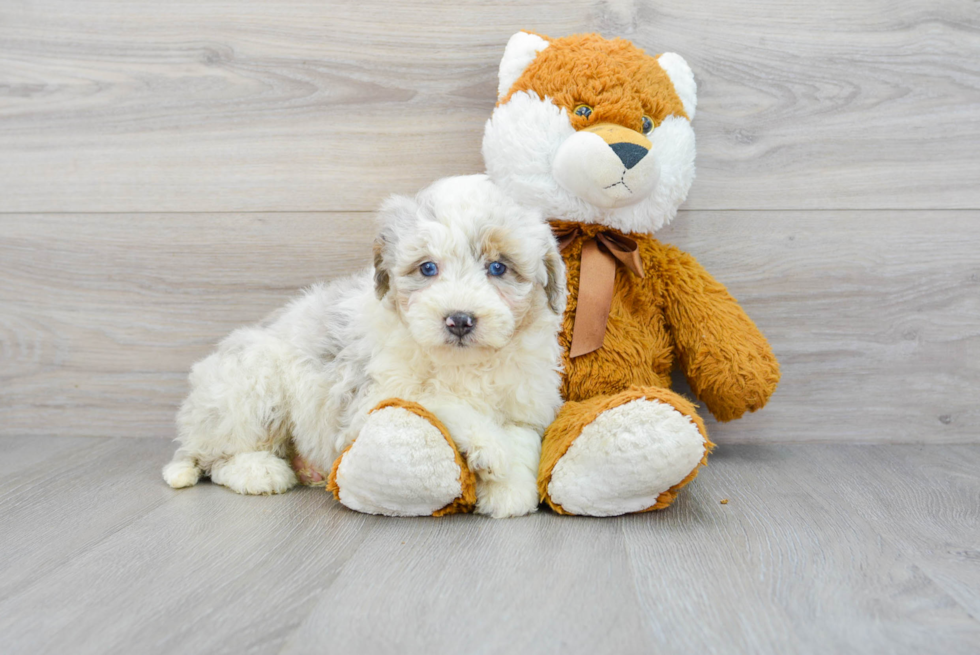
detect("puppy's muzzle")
(445, 312), (476, 338)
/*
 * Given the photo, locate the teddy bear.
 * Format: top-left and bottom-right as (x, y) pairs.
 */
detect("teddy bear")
(307, 31), (779, 518)
(481, 31), (780, 515)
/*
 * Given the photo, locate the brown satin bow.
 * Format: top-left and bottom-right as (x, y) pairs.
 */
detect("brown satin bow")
(552, 225), (645, 358)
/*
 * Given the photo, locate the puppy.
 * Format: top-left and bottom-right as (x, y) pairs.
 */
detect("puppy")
(163, 175), (566, 518)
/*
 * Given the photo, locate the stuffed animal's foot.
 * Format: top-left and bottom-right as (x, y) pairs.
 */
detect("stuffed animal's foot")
(328, 400), (476, 517)
(540, 388), (711, 516)
(210, 451), (298, 495)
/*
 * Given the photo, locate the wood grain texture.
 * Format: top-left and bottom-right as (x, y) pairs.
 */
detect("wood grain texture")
(0, 436), (104, 477)
(0, 439), (373, 655)
(0, 438), (172, 599)
(657, 210), (980, 443)
(1, 0), (978, 212)
(1, 439), (978, 654)
(280, 513), (657, 655)
(621, 444), (980, 654)
(0, 211), (374, 438)
(769, 444), (980, 622)
(3, 210), (977, 442)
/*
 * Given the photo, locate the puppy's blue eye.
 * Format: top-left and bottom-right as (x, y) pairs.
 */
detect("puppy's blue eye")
(420, 262), (438, 277)
(488, 262), (507, 277)
(642, 116), (654, 134)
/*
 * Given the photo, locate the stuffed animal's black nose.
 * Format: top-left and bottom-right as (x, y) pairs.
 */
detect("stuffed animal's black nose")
(445, 312), (476, 337)
(609, 142), (648, 170)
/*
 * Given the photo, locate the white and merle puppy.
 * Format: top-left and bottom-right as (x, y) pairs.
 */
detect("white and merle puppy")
(163, 175), (566, 518)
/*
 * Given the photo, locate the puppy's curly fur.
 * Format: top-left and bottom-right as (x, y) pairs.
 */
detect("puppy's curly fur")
(163, 175), (566, 518)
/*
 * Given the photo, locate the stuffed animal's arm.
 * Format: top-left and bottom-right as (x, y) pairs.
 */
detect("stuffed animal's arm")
(661, 248), (780, 421)
(422, 398), (510, 479)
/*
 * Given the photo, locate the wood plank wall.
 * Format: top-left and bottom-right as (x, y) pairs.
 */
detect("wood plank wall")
(2, 0), (978, 442)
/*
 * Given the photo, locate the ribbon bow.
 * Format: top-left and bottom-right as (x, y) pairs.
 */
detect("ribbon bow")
(552, 225), (645, 358)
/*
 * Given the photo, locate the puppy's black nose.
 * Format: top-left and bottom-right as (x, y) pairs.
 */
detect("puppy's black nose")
(609, 142), (648, 170)
(445, 312), (476, 338)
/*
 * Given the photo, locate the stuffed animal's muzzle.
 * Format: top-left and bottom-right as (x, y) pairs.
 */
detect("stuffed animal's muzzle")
(552, 123), (660, 209)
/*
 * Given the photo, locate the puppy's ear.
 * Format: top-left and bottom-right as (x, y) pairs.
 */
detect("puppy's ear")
(373, 194), (418, 300)
(372, 240), (389, 300)
(543, 239), (567, 315)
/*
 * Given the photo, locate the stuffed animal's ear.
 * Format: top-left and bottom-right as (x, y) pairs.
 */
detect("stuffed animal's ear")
(497, 31), (550, 100)
(657, 52), (697, 120)
(373, 194), (417, 300)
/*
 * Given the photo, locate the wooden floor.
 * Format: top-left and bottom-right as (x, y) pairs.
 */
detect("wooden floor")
(0, 437), (977, 655)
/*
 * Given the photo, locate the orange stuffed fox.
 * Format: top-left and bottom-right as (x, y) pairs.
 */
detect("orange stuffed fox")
(318, 31), (779, 518)
(481, 31), (780, 515)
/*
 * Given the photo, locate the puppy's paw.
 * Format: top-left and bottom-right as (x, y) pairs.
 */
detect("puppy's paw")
(211, 451), (298, 495)
(465, 441), (509, 481)
(475, 477), (540, 519)
(163, 459), (201, 488)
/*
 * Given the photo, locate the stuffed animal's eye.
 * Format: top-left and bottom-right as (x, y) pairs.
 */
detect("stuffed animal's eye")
(419, 261), (438, 277)
(487, 261), (507, 277)
(642, 116), (654, 134)
(573, 104), (593, 119)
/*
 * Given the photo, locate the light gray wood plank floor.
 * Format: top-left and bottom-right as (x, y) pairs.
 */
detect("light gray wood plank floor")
(1, 437), (977, 655)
